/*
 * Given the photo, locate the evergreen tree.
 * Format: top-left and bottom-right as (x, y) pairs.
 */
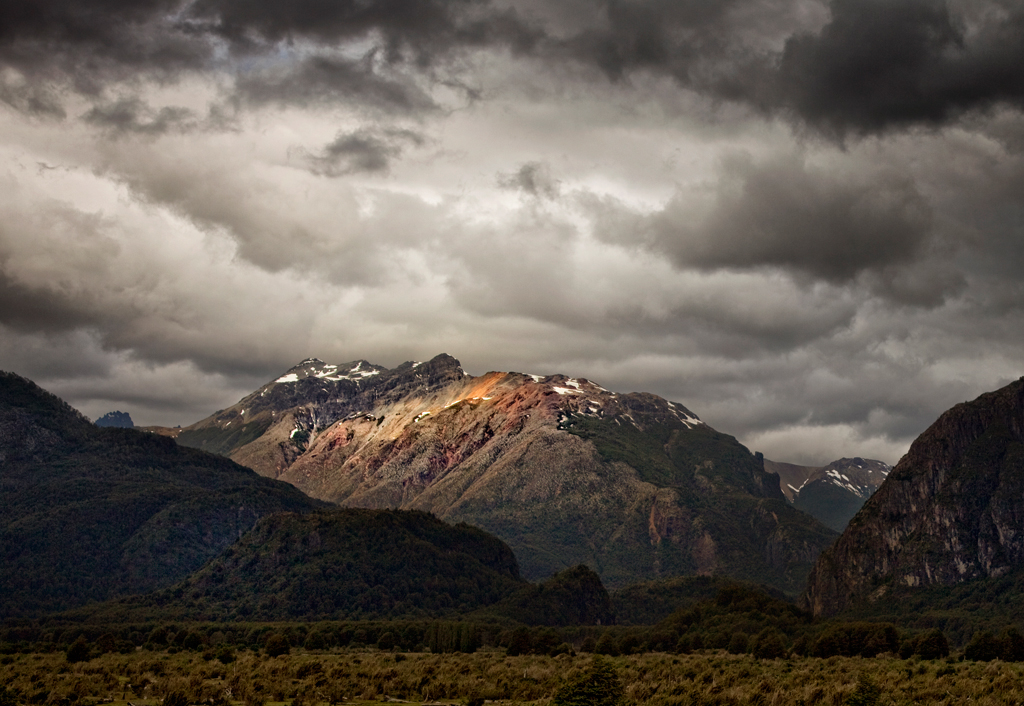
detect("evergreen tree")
(65, 636), (90, 663)
(551, 657), (623, 706)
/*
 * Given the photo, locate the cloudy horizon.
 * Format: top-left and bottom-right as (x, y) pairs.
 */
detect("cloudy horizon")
(3, 0), (1024, 466)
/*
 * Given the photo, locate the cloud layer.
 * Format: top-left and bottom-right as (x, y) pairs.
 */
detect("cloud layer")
(3, 0), (1024, 465)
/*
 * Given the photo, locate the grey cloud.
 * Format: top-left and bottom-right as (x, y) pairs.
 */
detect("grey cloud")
(7, 0), (1024, 141)
(83, 97), (197, 136)
(233, 54), (438, 114)
(497, 161), (560, 199)
(306, 127), (425, 176)
(621, 153), (934, 285)
(775, 0), (1024, 138)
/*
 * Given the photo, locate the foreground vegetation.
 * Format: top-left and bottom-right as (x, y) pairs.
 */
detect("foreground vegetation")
(5, 646), (1024, 706)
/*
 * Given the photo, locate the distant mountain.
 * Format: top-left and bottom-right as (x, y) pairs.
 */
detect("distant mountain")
(765, 458), (891, 532)
(95, 410), (134, 428)
(803, 377), (1024, 617)
(86, 508), (527, 622)
(0, 371), (325, 618)
(162, 353), (837, 594)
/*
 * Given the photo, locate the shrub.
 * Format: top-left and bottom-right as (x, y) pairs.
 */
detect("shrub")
(551, 656), (623, 706)
(964, 631), (1002, 662)
(752, 629), (787, 660)
(618, 635), (641, 655)
(163, 692), (188, 706)
(728, 633), (749, 655)
(594, 633), (619, 657)
(506, 627), (532, 656)
(304, 631), (327, 651)
(1003, 628), (1024, 661)
(915, 629), (950, 660)
(265, 634), (290, 658)
(847, 674), (881, 706)
(65, 637), (90, 663)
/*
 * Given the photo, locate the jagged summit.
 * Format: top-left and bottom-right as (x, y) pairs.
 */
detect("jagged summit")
(271, 358), (386, 385)
(802, 376), (1024, 616)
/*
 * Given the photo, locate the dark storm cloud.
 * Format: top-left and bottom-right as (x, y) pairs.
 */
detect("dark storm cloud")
(0, 270), (99, 332)
(0, 0), (211, 91)
(775, 0), (1024, 138)
(306, 127), (424, 176)
(594, 152), (934, 285)
(5, 0), (1024, 139)
(187, 0), (541, 60)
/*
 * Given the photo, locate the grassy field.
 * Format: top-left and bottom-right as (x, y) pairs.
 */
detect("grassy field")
(4, 648), (1024, 706)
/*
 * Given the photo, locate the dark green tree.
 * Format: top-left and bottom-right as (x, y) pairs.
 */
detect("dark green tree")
(727, 632), (749, 654)
(915, 629), (950, 659)
(594, 633), (619, 657)
(551, 657), (623, 706)
(506, 627), (532, 656)
(65, 636), (90, 663)
(847, 674), (881, 706)
(304, 631), (327, 651)
(1002, 627), (1024, 661)
(965, 631), (1002, 662)
(265, 634), (290, 657)
(751, 629), (787, 660)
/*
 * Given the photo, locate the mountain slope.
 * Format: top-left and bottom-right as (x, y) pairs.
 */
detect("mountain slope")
(0, 371), (325, 618)
(802, 377), (1024, 617)
(167, 354), (837, 593)
(91, 508), (526, 622)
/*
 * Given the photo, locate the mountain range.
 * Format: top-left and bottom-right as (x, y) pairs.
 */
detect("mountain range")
(151, 353), (837, 593)
(764, 458), (891, 531)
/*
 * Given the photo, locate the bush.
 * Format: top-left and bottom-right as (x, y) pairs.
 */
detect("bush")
(506, 627), (532, 656)
(727, 633), (749, 655)
(265, 634), (290, 658)
(594, 633), (619, 657)
(304, 631), (327, 651)
(752, 629), (787, 660)
(551, 656), (623, 706)
(1003, 628), (1024, 661)
(915, 629), (950, 660)
(964, 631), (1002, 662)
(65, 637), (90, 663)
(847, 674), (881, 706)
(163, 692), (188, 706)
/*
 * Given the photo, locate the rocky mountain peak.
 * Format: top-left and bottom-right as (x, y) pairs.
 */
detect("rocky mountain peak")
(802, 376), (1024, 616)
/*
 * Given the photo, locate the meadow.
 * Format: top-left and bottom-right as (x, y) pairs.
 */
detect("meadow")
(3, 646), (1023, 706)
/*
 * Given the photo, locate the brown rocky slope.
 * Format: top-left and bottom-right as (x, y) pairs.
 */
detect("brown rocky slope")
(802, 377), (1024, 616)
(162, 354), (838, 592)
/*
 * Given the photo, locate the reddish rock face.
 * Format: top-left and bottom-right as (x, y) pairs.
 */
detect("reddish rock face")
(802, 377), (1024, 617)
(170, 353), (836, 591)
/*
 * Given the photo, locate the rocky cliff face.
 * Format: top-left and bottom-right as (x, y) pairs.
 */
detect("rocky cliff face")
(166, 354), (837, 592)
(802, 377), (1024, 616)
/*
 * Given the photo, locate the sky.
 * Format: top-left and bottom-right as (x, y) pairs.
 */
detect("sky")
(2, 0), (1024, 466)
